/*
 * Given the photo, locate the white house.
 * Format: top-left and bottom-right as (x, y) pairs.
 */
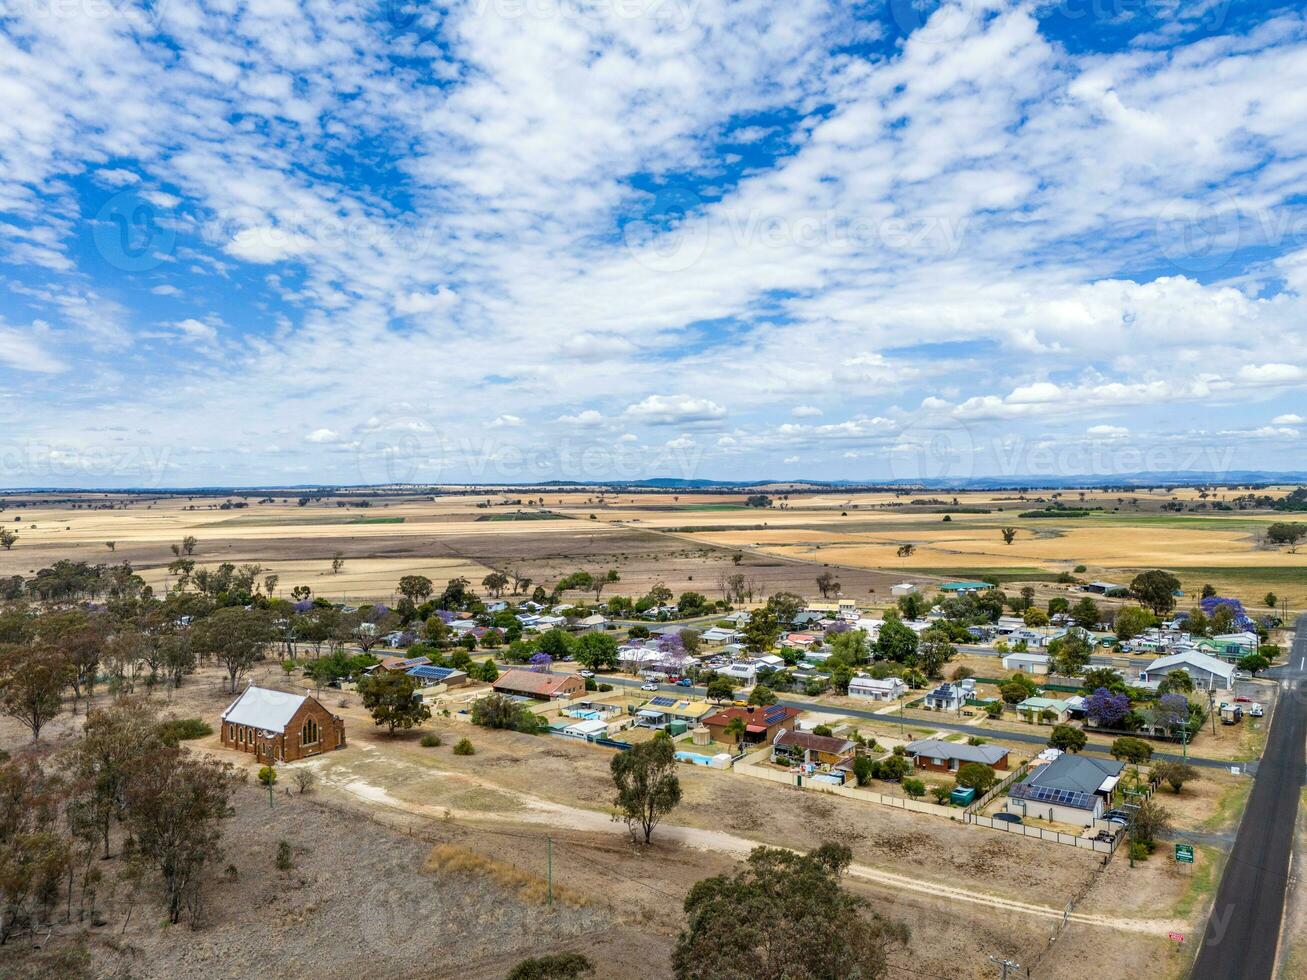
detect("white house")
(848, 676), (907, 701)
(574, 614), (608, 631)
(716, 661), (761, 683)
(1001, 651), (1050, 675)
(890, 582), (917, 597)
(1140, 650), (1236, 691)
(701, 626), (738, 644)
(923, 683), (965, 712)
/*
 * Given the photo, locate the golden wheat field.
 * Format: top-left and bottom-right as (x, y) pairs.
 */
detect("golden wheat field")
(0, 486), (1302, 607)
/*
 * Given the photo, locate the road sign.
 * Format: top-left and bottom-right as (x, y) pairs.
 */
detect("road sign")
(1169, 931), (1185, 943)
(1175, 844), (1195, 864)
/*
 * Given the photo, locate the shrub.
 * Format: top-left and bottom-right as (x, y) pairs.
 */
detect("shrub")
(902, 778), (926, 799)
(293, 768), (315, 794)
(931, 786), (951, 805)
(257, 765), (277, 787)
(506, 953), (594, 980)
(1128, 840), (1150, 862)
(597, 683), (613, 692)
(156, 717), (213, 743)
(955, 762), (997, 792)
(420, 733), (443, 748)
(453, 738), (475, 756)
(1074, 564), (1087, 573)
(275, 840), (294, 872)
(852, 755), (876, 787)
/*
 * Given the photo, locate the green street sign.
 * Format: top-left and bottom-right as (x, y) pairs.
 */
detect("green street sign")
(1175, 844), (1195, 864)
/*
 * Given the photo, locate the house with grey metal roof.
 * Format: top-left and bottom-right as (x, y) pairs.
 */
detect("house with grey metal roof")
(1005, 753), (1123, 826)
(905, 738), (1010, 773)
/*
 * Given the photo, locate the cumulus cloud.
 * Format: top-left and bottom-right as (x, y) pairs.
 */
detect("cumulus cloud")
(558, 410), (605, 427)
(625, 395), (727, 425)
(306, 428), (339, 444)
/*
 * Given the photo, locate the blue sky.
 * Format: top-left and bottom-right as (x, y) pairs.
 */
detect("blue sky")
(1, 0), (1305, 487)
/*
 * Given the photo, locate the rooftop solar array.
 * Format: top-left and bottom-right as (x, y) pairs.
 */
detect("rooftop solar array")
(763, 706), (788, 724)
(1010, 783), (1094, 809)
(407, 665), (455, 679)
(648, 695), (677, 707)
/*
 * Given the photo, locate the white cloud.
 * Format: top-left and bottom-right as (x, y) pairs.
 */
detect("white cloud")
(488, 414), (523, 428)
(165, 318), (219, 345)
(558, 410), (605, 427)
(783, 455), (800, 463)
(393, 288), (458, 316)
(1272, 414), (1305, 425)
(792, 405), (823, 418)
(306, 428), (339, 444)
(93, 168), (139, 187)
(1087, 425), (1129, 437)
(625, 395), (726, 425)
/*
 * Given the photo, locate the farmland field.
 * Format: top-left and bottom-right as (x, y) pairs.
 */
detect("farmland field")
(0, 485), (1301, 609)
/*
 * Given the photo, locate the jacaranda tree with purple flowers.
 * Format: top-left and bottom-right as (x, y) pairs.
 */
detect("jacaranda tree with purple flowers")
(1085, 687), (1130, 728)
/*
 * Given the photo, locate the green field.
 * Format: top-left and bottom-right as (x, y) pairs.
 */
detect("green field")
(218, 513), (405, 526)
(909, 567), (1068, 583)
(476, 511), (566, 522)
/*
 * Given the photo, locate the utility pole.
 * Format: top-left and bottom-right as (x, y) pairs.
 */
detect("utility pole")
(547, 835), (553, 909)
(987, 954), (1022, 979)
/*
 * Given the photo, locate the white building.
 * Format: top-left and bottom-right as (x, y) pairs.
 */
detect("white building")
(1140, 650), (1236, 691)
(890, 582), (917, 597)
(1001, 652), (1050, 675)
(848, 676), (907, 701)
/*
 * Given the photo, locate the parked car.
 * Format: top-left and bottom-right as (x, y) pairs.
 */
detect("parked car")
(1234, 695), (1253, 703)
(641, 682), (659, 691)
(579, 670), (595, 678)
(1249, 703), (1264, 717)
(1103, 809), (1132, 825)
(676, 678), (693, 687)
(993, 813), (1022, 825)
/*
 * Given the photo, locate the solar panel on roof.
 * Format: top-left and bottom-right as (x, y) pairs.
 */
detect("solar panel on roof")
(648, 695), (677, 707)
(1011, 783), (1093, 809)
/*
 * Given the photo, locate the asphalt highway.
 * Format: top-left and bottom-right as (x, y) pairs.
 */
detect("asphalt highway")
(1191, 615), (1306, 979)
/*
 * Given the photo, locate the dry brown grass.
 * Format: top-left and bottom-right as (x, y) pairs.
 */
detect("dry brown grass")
(424, 843), (591, 908)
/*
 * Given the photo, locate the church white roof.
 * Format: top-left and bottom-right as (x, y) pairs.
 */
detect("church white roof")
(222, 686), (308, 732)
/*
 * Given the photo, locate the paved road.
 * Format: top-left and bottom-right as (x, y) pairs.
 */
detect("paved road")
(602, 675), (1239, 771)
(1192, 616), (1306, 979)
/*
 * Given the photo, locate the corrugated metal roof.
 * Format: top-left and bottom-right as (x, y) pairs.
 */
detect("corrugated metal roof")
(222, 686), (307, 732)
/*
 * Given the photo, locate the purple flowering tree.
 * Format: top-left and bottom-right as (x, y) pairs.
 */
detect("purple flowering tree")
(1157, 693), (1191, 732)
(825, 621), (852, 636)
(529, 651), (553, 673)
(1085, 687), (1130, 728)
(656, 632), (685, 656)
